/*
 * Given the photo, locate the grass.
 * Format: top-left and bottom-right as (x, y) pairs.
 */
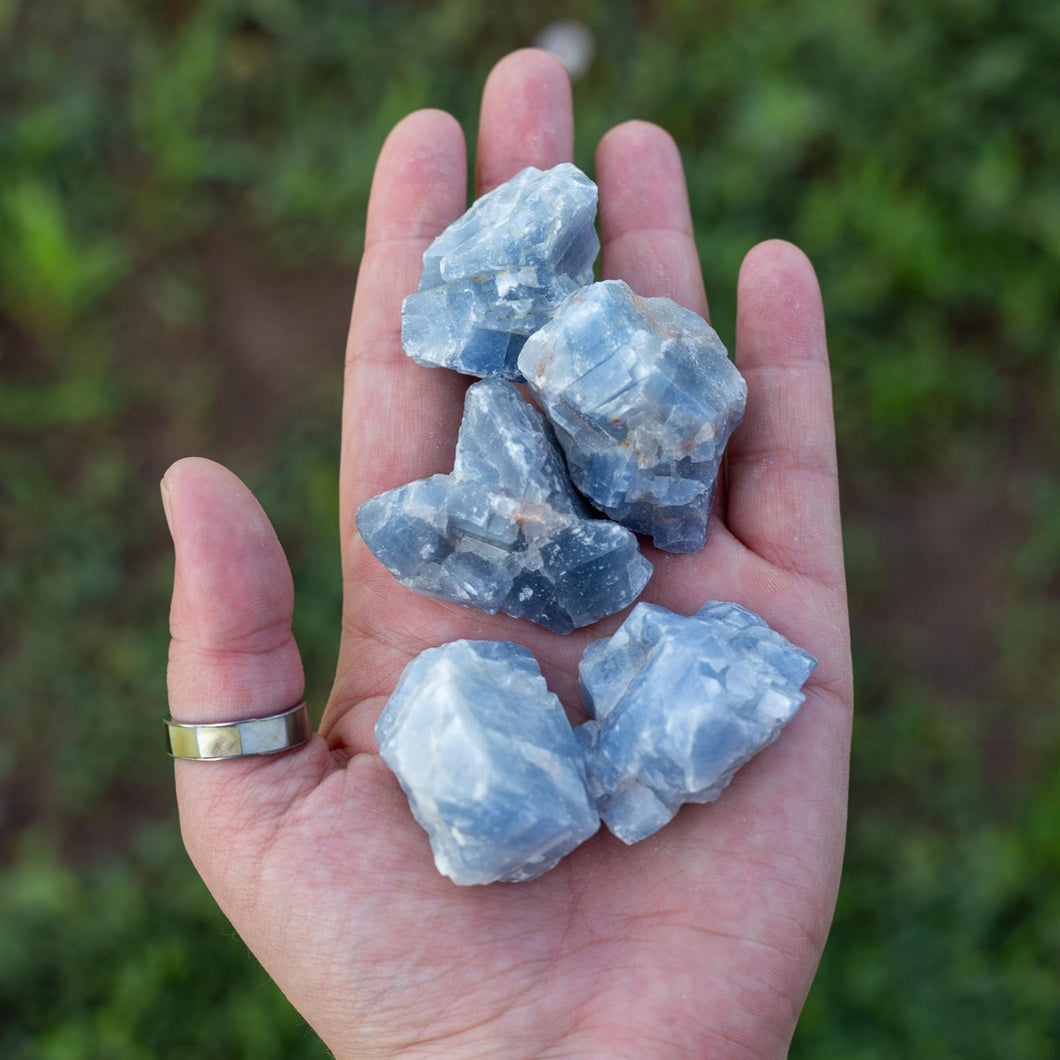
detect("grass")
(2, 0), (1059, 1053)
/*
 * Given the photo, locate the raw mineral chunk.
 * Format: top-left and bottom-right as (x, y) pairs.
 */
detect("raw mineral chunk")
(376, 639), (600, 885)
(355, 378), (651, 633)
(518, 279), (747, 552)
(401, 163), (599, 380)
(576, 601), (816, 844)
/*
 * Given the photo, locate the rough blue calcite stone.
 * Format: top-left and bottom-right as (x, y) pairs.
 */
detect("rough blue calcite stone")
(518, 280), (747, 552)
(376, 640), (600, 884)
(356, 379), (651, 633)
(576, 601), (816, 844)
(402, 163), (600, 380)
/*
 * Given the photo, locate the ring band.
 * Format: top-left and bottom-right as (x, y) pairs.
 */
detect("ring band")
(164, 701), (312, 760)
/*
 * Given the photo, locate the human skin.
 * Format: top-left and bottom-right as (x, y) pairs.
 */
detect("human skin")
(163, 49), (852, 1059)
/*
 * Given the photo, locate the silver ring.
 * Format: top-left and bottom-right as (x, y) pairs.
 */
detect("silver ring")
(164, 701), (311, 760)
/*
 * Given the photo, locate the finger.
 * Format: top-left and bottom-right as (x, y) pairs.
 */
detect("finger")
(596, 120), (709, 318)
(341, 109), (469, 536)
(724, 240), (844, 586)
(331, 55), (577, 749)
(596, 120), (716, 519)
(163, 458), (332, 872)
(475, 48), (574, 195)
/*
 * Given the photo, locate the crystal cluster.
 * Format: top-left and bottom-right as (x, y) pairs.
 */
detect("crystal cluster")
(401, 163), (599, 380)
(355, 379), (651, 633)
(376, 639), (600, 885)
(519, 280), (747, 552)
(576, 601), (817, 844)
(368, 165), (805, 883)
(366, 167), (752, 623)
(377, 603), (816, 882)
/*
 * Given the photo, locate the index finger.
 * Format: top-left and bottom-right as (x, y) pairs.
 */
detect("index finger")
(340, 109), (469, 539)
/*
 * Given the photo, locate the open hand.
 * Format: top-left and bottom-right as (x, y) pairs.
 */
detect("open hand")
(163, 49), (852, 1059)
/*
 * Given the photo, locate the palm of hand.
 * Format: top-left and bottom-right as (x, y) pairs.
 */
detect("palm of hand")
(165, 51), (851, 1060)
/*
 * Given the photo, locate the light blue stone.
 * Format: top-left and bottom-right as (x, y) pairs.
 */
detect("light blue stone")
(518, 280), (747, 552)
(355, 379), (651, 633)
(576, 601), (816, 844)
(376, 640), (600, 885)
(402, 164), (599, 380)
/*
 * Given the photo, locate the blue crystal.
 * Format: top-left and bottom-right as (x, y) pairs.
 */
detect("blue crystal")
(356, 379), (651, 633)
(576, 601), (816, 844)
(401, 164), (600, 380)
(518, 280), (747, 552)
(376, 640), (600, 885)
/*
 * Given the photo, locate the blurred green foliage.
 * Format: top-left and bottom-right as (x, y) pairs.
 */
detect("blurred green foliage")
(1, 0), (1058, 1054)
(0, 831), (330, 1059)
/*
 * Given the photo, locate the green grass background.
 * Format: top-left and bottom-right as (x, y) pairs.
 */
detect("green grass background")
(2, 0), (1059, 1055)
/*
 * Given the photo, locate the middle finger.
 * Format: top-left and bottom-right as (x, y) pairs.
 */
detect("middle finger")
(475, 49), (575, 196)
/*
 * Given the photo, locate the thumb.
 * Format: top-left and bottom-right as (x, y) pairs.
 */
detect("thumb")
(162, 457), (330, 897)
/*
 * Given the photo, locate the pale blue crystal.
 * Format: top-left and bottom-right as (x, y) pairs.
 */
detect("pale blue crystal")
(402, 164), (600, 380)
(376, 639), (600, 885)
(355, 379), (651, 633)
(576, 601), (816, 844)
(518, 280), (748, 552)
